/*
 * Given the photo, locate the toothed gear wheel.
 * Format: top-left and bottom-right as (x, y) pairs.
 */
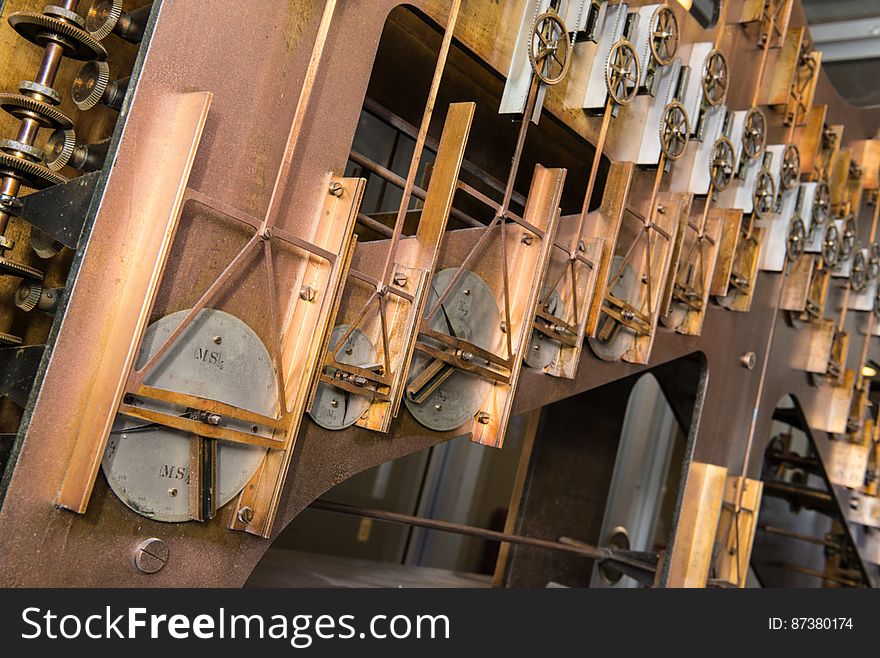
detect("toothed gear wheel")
(787, 218), (806, 262)
(742, 107), (767, 160)
(528, 11), (572, 86)
(605, 39), (640, 105)
(823, 224), (841, 268)
(71, 60), (110, 111)
(0, 93), (73, 130)
(781, 144), (800, 191)
(30, 227), (63, 259)
(0, 139), (44, 162)
(812, 181), (830, 225)
(851, 250), (867, 292)
(0, 257), (44, 281)
(710, 136), (735, 191)
(45, 128), (75, 171)
(19, 80), (61, 105)
(702, 49), (728, 106)
(0, 152), (67, 189)
(753, 169), (776, 219)
(0, 332), (22, 346)
(841, 218), (856, 259)
(650, 5), (679, 66)
(869, 242), (880, 281)
(660, 101), (690, 160)
(43, 4), (86, 29)
(8, 11), (107, 61)
(85, 0), (123, 40)
(15, 282), (42, 312)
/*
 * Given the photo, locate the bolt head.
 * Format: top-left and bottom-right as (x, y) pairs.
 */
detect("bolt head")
(238, 506), (255, 524)
(740, 351), (757, 370)
(476, 411), (490, 424)
(329, 181), (344, 197)
(134, 538), (168, 574)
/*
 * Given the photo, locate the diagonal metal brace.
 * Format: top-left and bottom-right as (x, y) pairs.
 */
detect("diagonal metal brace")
(16, 171), (101, 250)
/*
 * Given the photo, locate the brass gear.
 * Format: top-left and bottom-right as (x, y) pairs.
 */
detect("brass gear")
(742, 107), (767, 160)
(780, 144), (800, 191)
(812, 180), (830, 225)
(85, 0), (123, 40)
(787, 218), (806, 262)
(15, 281), (42, 312)
(45, 129), (76, 171)
(0, 152), (67, 189)
(822, 224), (841, 268)
(8, 11), (107, 61)
(659, 101), (690, 161)
(0, 256), (44, 281)
(841, 217), (857, 259)
(71, 60), (110, 111)
(0, 92), (74, 130)
(851, 250), (867, 293)
(702, 49), (728, 106)
(753, 169), (776, 219)
(605, 39), (640, 105)
(710, 136), (735, 191)
(30, 227), (64, 259)
(649, 5), (679, 66)
(528, 11), (572, 86)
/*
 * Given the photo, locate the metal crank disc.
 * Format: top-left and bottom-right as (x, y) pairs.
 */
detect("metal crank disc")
(589, 256), (639, 362)
(525, 288), (563, 370)
(309, 324), (377, 430)
(405, 268), (500, 432)
(102, 309), (278, 523)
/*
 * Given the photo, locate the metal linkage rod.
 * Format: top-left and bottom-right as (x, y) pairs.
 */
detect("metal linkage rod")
(310, 499), (659, 585)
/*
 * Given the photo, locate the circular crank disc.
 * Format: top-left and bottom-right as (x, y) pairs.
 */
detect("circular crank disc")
(309, 324), (376, 430)
(589, 256), (639, 362)
(524, 288), (563, 370)
(405, 268), (500, 432)
(102, 309), (277, 522)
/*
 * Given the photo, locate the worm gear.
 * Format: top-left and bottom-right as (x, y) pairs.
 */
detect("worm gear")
(84, 0), (123, 40)
(710, 136), (735, 191)
(0, 332), (23, 347)
(780, 144), (800, 191)
(0, 256), (44, 281)
(742, 107), (767, 160)
(787, 218), (806, 262)
(528, 11), (572, 86)
(702, 49), (728, 106)
(660, 101), (690, 161)
(8, 11), (107, 61)
(822, 223), (841, 268)
(605, 40), (640, 105)
(753, 169), (776, 219)
(649, 5), (678, 66)
(851, 250), (867, 293)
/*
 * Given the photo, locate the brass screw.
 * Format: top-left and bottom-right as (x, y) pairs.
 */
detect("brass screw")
(521, 233), (533, 245)
(238, 507), (255, 524)
(134, 538), (168, 574)
(740, 351), (756, 370)
(329, 181), (344, 197)
(476, 411), (490, 424)
(213, 335), (222, 345)
(300, 285), (316, 302)
(393, 272), (408, 287)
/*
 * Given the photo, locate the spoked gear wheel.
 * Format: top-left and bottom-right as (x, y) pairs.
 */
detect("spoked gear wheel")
(605, 40), (640, 105)
(868, 242), (880, 281)
(787, 218), (806, 262)
(753, 169), (776, 219)
(841, 217), (857, 260)
(851, 250), (867, 293)
(649, 5), (679, 66)
(702, 49), (728, 106)
(812, 180), (830, 226)
(710, 136), (735, 191)
(742, 107), (767, 160)
(822, 223), (841, 268)
(528, 11), (572, 86)
(659, 101), (690, 160)
(780, 144), (801, 191)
